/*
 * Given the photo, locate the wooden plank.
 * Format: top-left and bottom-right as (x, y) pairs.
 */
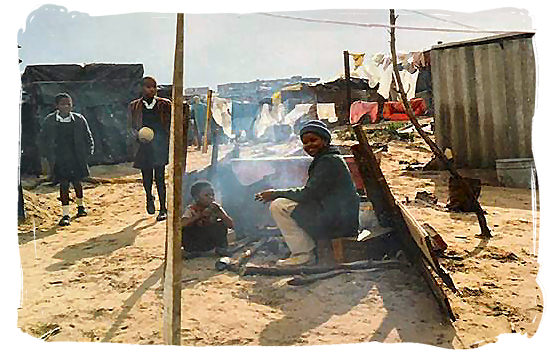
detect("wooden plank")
(202, 89), (213, 153)
(242, 259), (403, 276)
(396, 201), (439, 270)
(331, 238), (346, 264)
(350, 127), (397, 228)
(419, 258), (456, 321)
(162, 12), (185, 346)
(352, 118), (456, 321)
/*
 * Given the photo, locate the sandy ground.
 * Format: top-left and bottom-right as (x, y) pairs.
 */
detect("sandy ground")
(17, 135), (542, 347)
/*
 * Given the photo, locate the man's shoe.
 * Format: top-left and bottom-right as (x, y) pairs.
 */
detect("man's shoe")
(58, 215), (70, 226)
(156, 209), (167, 222)
(146, 196), (156, 215)
(76, 206), (88, 217)
(276, 252), (315, 267)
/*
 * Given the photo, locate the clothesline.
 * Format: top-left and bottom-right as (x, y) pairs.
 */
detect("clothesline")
(401, 10), (481, 30)
(258, 12), (527, 35)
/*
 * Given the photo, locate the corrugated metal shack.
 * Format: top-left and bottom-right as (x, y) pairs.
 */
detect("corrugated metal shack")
(431, 32), (536, 168)
(20, 64), (144, 175)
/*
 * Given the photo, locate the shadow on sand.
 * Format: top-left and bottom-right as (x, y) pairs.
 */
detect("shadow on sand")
(46, 218), (158, 272)
(18, 225), (59, 245)
(238, 265), (457, 347)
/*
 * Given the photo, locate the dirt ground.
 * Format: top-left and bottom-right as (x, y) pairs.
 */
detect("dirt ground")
(17, 134), (542, 348)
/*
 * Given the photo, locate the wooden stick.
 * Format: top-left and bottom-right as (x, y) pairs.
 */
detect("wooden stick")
(216, 237), (269, 272)
(343, 50), (352, 125)
(162, 12), (186, 346)
(208, 118), (219, 180)
(288, 268), (379, 286)
(202, 89), (213, 153)
(241, 259), (402, 276)
(389, 9), (491, 238)
(40, 326), (61, 340)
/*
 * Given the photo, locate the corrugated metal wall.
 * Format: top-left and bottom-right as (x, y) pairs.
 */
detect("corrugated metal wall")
(431, 33), (536, 168)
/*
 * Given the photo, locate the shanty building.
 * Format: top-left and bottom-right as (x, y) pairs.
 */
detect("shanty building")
(430, 32), (536, 169)
(20, 63), (144, 175)
(217, 76), (319, 104)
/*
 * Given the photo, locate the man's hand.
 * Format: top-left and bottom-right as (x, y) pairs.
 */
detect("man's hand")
(255, 190), (276, 203)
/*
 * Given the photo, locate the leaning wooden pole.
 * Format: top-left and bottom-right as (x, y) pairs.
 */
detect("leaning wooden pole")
(343, 50), (352, 125)
(388, 9), (491, 238)
(163, 12), (185, 345)
(202, 89), (213, 153)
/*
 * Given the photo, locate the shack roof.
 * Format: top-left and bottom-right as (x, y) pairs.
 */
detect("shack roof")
(22, 63), (144, 85)
(431, 31), (535, 51)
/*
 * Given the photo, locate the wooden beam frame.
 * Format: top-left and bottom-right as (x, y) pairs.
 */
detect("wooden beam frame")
(163, 12), (186, 345)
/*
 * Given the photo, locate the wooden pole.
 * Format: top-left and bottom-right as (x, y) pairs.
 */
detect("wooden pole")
(343, 50), (352, 125)
(208, 122), (219, 180)
(388, 9), (491, 238)
(163, 12), (185, 346)
(202, 89), (213, 153)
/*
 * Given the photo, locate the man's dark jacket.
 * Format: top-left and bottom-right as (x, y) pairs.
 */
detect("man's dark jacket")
(273, 146), (360, 239)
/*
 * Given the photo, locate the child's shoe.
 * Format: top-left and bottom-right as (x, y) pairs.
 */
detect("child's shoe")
(58, 215), (70, 226)
(156, 209), (167, 222)
(76, 206), (88, 217)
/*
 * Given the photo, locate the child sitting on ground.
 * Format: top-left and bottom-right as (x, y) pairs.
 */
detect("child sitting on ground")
(182, 180), (234, 256)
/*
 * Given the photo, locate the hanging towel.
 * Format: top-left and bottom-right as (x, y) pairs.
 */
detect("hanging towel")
(282, 103), (313, 126)
(316, 103), (338, 123)
(350, 101), (379, 124)
(211, 97), (233, 137)
(383, 98), (428, 121)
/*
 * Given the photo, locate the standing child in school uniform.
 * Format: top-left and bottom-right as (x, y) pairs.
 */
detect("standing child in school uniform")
(181, 180), (234, 256)
(127, 76), (172, 221)
(41, 93), (94, 226)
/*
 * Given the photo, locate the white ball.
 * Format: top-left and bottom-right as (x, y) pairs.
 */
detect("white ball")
(138, 127), (154, 143)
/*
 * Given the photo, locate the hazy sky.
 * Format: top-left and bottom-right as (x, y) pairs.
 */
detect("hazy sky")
(17, 5), (533, 89)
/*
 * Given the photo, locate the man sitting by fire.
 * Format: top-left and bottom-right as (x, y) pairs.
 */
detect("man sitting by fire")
(255, 120), (360, 267)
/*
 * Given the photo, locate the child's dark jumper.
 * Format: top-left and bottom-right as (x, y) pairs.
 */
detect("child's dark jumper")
(40, 93), (94, 226)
